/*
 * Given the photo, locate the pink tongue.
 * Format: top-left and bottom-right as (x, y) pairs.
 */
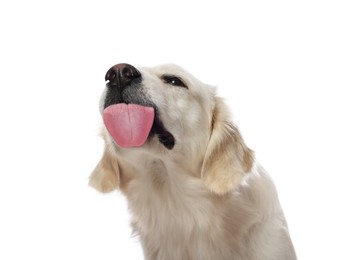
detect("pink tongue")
(103, 104), (155, 148)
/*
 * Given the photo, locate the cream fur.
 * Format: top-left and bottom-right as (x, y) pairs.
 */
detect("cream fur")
(90, 64), (296, 260)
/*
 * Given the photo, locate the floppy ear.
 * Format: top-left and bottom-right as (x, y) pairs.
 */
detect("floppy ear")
(201, 98), (254, 195)
(89, 145), (120, 193)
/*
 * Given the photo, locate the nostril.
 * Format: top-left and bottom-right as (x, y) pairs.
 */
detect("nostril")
(105, 68), (117, 82)
(122, 65), (141, 79)
(122, 67), (131, 78)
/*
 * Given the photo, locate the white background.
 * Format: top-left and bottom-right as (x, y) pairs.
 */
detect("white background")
(1, 0), (352, 259)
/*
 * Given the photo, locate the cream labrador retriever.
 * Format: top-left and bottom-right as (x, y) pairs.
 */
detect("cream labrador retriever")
(90, 63), (296, 260)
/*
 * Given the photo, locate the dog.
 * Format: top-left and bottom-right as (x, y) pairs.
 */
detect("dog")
(89, 63), (297, 260)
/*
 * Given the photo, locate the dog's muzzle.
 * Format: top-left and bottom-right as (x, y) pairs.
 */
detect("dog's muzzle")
(103, 63), (175, 150)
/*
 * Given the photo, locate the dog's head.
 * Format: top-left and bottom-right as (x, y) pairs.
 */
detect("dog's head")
(90, 63), (254, 194)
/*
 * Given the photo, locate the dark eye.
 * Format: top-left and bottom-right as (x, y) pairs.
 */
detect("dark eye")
(162, 75), (188, 89)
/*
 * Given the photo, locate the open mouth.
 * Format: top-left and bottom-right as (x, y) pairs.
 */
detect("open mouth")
(103, 103), (175, 149)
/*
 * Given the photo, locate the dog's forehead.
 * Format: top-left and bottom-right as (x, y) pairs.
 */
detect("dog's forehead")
(139, 64), (193, 78)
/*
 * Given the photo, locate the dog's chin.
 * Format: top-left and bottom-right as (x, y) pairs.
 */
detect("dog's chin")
(109, 129), (175, 151)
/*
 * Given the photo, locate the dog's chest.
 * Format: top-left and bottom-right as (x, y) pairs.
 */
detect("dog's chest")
(125, 174), (242, 260)
(128, 174), (216, 230)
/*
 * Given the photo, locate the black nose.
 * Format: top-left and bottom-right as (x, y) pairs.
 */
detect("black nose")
(105, 63), (141, 87)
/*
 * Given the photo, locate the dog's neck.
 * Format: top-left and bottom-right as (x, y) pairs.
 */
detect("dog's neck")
(118, 151), (217, 229)
(116, 144), (205, 182)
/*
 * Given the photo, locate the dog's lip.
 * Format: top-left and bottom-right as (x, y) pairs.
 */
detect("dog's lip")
(150, 111), (175, 150)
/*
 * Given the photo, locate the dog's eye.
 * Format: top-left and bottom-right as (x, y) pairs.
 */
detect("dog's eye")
(162, 75), (188, 89)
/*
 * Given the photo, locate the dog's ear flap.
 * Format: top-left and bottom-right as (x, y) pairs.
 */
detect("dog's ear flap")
(201, 98), (254, 195)
(89, 146), (120, 193)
